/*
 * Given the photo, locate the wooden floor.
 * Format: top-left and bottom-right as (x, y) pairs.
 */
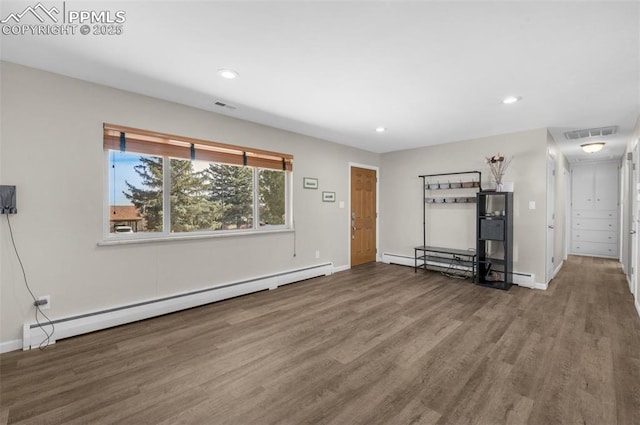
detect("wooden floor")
(1, 256), (640, 425)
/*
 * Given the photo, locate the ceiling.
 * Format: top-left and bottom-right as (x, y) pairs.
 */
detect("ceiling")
(1, 1), (639, 161)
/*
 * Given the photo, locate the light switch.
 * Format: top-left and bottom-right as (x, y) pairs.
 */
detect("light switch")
(339, 201), (345, 209)
(529, 201), (536, 210)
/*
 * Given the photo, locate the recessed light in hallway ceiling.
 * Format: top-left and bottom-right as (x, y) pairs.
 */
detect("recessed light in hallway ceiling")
(502, 96), (522, 104)
(217, 69), (239, 80)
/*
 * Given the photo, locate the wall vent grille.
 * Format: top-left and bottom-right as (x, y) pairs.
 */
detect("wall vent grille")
(214, 101), (237, 110)
(564, 126), (617, 140)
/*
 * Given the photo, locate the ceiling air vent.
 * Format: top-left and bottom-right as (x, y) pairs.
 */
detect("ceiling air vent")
(213, 101), (237, 110)
(564, 126), (617, 140)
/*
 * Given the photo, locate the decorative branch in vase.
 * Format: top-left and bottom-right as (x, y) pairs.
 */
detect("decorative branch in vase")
(486, 153), (512, 191)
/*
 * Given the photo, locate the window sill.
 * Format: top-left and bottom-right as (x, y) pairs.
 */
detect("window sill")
(98, 227), (294, 246)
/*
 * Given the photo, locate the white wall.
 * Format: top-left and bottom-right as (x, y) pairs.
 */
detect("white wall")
(0, 62), (380, 345)
(379, 128), (549, 284)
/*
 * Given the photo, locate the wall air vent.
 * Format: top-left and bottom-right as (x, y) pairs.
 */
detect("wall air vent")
(214, 101), (237, 110)
(564, 126), (617, 140)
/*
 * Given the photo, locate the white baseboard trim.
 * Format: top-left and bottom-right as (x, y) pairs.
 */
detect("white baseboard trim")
(513, 276), (547, 290)
(21, 262), (333, 351)
(635, 299), (640, 319)
(0, 339), (23, 354)
(381, 253), (414, 267)
(382, 252), (546, 290)
(569, 252), (619, 260)
(552, 261), (564, 279)
(333, 265), (350, 273)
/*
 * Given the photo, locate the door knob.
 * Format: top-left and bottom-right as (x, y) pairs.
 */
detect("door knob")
(548, 225), (554, 229)
(631, 230), (637, 235)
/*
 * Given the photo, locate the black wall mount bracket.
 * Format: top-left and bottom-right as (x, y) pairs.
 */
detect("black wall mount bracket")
(0, 185), (17, 214)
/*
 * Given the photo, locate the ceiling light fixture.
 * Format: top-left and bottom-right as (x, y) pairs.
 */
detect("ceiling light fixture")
(581, 142), (605, 153)
(502, 96), (522, 104)
(375, 127), (387, 133)
(217, 69), (239, 80)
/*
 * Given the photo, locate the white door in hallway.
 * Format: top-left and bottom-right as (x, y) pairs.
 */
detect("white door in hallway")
(547, 155), (555, 283)
(632, 142), (639, 299)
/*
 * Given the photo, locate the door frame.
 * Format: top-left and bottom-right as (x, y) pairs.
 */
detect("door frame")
(564, 168), (571, 261)
(546, 153), (555, 283)
(630, 140), (639, 296)
(634, 140), (640, 313)
(348, 163), (380, 268)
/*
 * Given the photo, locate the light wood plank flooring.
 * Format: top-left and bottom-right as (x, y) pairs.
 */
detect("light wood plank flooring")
(1, 256), (639, 424)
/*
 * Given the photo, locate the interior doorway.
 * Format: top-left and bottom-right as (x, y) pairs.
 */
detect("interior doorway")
(564, 168), (570, 261)
(546, 154), (556, 283)
(630, 142), (638, 296)
(350, 166), (377, 267)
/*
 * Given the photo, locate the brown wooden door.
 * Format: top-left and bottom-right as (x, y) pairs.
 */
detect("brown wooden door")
(351, 167), (377, 266)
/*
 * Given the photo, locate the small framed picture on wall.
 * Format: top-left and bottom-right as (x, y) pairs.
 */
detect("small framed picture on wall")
(303, 177), (318, 189)
(322, 191), (336, 202)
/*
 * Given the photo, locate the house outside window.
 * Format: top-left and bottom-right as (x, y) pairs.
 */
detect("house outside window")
(109, 205), (143, 233)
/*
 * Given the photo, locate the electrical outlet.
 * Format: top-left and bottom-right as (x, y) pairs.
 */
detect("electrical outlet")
(37, 295), (51, 310)
(315, 250), (320, 259)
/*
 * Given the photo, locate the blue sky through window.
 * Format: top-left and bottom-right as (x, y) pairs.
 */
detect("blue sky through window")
(109, 151), (145, 205)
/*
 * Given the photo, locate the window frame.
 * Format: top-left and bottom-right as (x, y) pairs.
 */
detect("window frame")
(102, 125), (293, 244)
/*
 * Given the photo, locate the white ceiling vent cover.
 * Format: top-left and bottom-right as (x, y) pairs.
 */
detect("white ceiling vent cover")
(214, 101), (237, 110)
(564, 126), (617, 140)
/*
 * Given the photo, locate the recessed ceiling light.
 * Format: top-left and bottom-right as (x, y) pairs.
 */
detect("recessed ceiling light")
(375, 127), (387, 133)
(581, 142), (605, 153)
(502, 96), (522, 104)
(217, 69), (239, 80)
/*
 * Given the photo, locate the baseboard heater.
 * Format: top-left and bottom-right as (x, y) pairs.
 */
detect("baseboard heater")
(23, 262), (333, 350)
(382, 252), (473, 272)
(381, 252), (541, 289)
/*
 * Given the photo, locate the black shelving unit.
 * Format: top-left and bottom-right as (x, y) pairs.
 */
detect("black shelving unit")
(476, 191), (513, 290)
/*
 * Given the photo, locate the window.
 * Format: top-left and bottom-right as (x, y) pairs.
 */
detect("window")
(109, 151), (163, 234)
(105, 124), (292, 238)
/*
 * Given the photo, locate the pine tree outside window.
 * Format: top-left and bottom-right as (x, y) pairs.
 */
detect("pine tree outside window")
(105, 124), (292, 239)
(259, 169), (286, 226)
